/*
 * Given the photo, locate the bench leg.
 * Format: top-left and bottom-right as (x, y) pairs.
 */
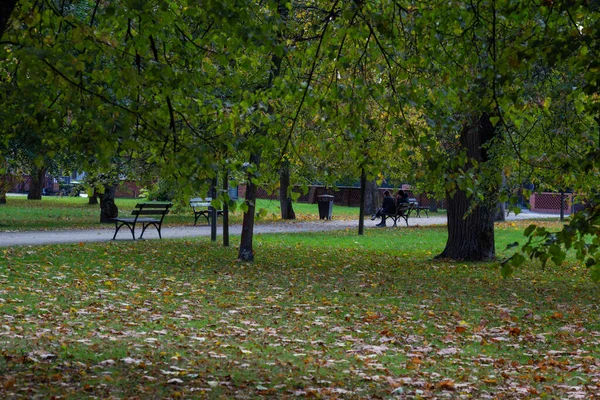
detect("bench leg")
(139, 222), (161, 239)
(113, 221), (135, 240)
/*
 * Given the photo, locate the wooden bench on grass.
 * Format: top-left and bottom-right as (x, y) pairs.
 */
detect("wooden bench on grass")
(112, 202), (172, 240)
(381, 202), (415, 227)
(190, 197), (223, 226)
(408, 198), (430, 218)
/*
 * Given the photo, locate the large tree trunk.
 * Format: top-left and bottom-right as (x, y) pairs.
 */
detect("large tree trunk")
(99, 185), (118, 223)
(0, 172), (11, 204)
(88, 188), (99, 205)
(279, 159), (296, 220)
(0, 0), (18, 40)
(27, 167), (46, 200)
(238, 153), (260, 261)
(436, 113), (497, 261)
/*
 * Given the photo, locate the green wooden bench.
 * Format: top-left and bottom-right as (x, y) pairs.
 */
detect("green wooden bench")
(190, 197), (223, 226)
(112, 202), (172, 240)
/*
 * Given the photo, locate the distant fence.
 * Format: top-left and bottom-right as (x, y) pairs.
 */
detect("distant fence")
(255, 185), (445, 208)
(529, 192), (587, 214)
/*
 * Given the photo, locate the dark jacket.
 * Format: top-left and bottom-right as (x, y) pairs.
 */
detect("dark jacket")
(397, 194), (409, 206)
(382, 195), (397, 214)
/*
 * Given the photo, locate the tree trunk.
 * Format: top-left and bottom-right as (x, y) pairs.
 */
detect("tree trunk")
(27, 167), (46, 200)
(495, 201), (506, 222)
(429, 198), (438, 213)
(0, 172), (10, 204)
(99, 185), (118, 223)
(237, 0), (286, 261)
(436, 113), (497, 261)
(358, 167), (367, 235)
(279, 159), (296, 220)
(495, 173), (507, 221)
(364, 180), (379, 215)
(238, 153), (260, 262)
(0, 0), (18, 40)
(88, 188), (99, 205)
(223, 171), (230, 247)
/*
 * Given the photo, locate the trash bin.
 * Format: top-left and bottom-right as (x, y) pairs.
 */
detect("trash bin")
(317, 195), (334, 220)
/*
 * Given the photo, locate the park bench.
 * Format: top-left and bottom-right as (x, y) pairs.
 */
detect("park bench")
(111, 202), (172, 240)
(408, 198), (429, 218)
(381, 202), (415, 227)
(190, 197), (223, 226)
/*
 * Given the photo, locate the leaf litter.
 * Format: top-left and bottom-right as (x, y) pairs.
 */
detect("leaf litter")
(0, 237), (599, 398)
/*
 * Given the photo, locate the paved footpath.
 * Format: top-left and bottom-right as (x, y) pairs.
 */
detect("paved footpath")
(0, 211), (560, 247)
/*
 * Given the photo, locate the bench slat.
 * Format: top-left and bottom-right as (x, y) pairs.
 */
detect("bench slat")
(133, 209), (171, 215)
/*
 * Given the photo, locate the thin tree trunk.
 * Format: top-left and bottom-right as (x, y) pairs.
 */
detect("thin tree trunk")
(223, 171), (230, 247)
(27, 167), (46, 200)
(436, 113), (497, 261)
(279, 159), (296, 220)
(0, 193), (5, 204)
(237, 0), (286, 261)
(210, 177), (217, 242)
(495, 173), (507, 222)
(358, 167), (366, 235)
(238, 153), (260, 261)
(99, 184), (118, 223)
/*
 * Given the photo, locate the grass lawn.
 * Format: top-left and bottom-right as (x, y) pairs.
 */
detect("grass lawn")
(0, 195), (373, 231)
(1, 219), (599, 398)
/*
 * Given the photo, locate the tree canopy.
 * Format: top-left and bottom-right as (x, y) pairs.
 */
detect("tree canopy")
(2, 1), (599, 271)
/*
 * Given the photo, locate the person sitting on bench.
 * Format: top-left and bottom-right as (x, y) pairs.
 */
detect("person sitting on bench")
(396, 189), (410, 206)
(371, 190), (397, 227)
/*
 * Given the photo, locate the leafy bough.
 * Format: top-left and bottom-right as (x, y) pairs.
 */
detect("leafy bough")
(501, 197), (600, 282)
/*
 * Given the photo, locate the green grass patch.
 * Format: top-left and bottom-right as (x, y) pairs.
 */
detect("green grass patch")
(1, 221), (598, 398)
(0, 196), (379, 231)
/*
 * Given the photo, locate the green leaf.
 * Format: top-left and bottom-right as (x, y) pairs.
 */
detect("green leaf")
(524, 224), (537, 237)
(500, 262), (514, 278)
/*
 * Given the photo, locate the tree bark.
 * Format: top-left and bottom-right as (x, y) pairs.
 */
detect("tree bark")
(238, 153), (260, 261)
(495, 201), (506, 222)
(436, 113), (497, 261)
(428, 198), (438, 213)
(358, 167), (367, 235)
(88, 188), (99, 205)
(99, 184), (118, 223)
(223, 171), (230, 247)
(237, 0), (286, 261)
(0, 172), (11, 204)
(495, 173), (507, 221)
(0, 0), (18, 40)
(279, 159), (296, 220)
(364, 180), (379, 215)
(27, 167), (46, 200)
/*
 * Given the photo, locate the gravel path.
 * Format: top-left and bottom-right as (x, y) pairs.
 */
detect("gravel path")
(0, 211), (561, 247)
